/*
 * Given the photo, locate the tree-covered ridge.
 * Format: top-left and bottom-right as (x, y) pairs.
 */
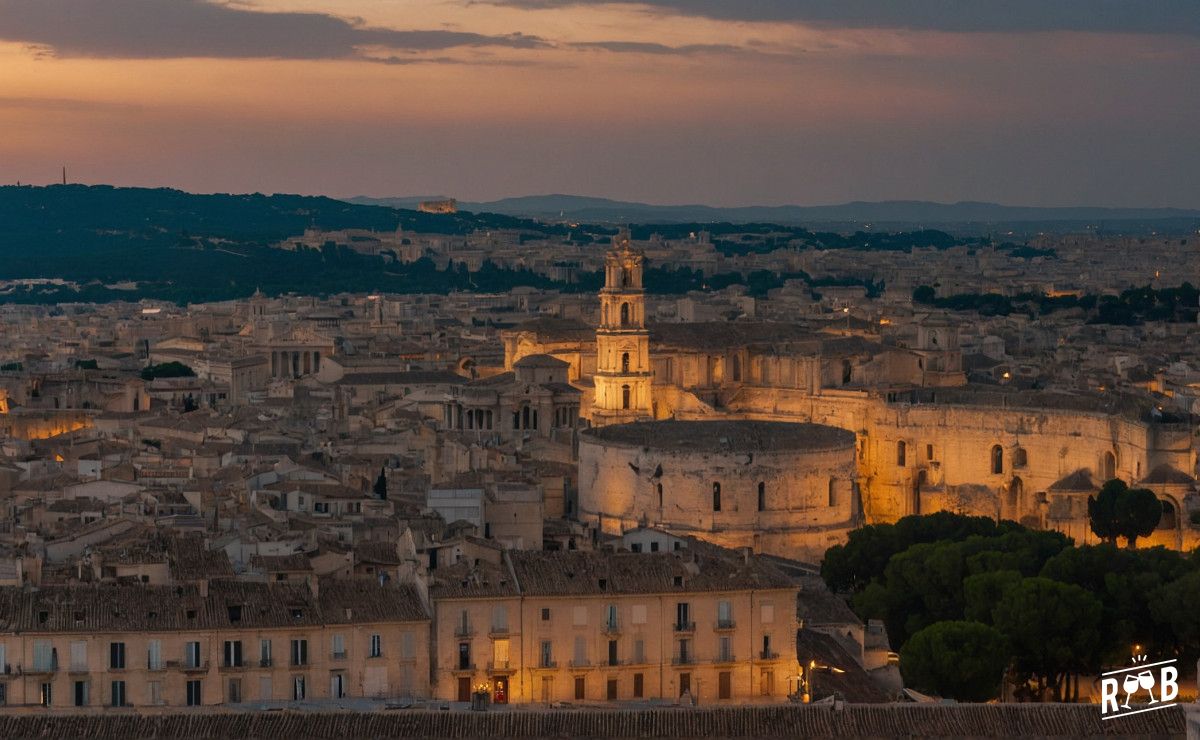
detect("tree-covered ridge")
(821, 512), (1200, 703)
(913, 283), (1199, 324)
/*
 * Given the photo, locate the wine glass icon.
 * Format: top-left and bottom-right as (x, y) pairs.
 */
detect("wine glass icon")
(1121, 673), (1140, 709)
(1137, 670), (1158, 703)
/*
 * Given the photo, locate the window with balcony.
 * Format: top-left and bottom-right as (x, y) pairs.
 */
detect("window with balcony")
(223, 641), (243, 668)
(717, 600), (733, 629)
(540, 641), (554, 668)
(185, 641), (201, 669)
(675, 602), (693, 632)
(457, 642), (471, 670)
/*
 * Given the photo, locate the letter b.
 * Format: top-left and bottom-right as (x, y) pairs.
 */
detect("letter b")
(1160, 666), (1178, 703)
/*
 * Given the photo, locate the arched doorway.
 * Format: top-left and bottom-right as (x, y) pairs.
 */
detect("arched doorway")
(1006, 477), (1023, 520)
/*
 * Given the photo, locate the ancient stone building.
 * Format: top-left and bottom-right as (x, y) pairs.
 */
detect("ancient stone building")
(503, 251), (1199, 558)
(579, 420), (859, 560)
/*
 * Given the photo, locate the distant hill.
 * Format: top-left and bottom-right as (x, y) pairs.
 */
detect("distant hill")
(349, 193), (1200, 232)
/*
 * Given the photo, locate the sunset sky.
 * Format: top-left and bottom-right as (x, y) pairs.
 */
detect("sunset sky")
(1, 0), (1198, 206)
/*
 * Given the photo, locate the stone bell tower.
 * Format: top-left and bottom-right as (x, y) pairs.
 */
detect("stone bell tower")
(592, 229), (652, 425)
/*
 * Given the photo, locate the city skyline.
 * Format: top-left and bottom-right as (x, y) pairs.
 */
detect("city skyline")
(1, 0), (1198, 207)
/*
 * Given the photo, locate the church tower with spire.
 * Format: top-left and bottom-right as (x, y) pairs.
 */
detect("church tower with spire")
(592, 229), (652, 425)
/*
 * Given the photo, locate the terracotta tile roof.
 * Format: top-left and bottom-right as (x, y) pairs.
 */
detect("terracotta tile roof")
(508, 550), (793, 597)
(0, 704), (1181, 738)
(0, 578), (426, 633)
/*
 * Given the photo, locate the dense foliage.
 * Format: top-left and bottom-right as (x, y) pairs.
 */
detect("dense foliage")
(913, 283), (1198, 324)
(140, 361), (196, 380)
(822, 512), (1200, 702)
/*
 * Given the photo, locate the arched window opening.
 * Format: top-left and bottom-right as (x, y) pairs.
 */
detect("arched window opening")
(1013, 447), (1027, 468)
(842, 360), (852, 385)
(657, 483), (663, 508)
(1158, 499), (1177, 530)
(827, 479), (837, 507)
(896, 441), (907, 467)
(712, 482), (722, 512)
(621, 385), (631, 410)
(991, 445), (1004, 475)
(1102, 451), (1117, 480)
(620, 303), (631, 327)
(757, 482), (765, 512)
(621, 352), (630, 374)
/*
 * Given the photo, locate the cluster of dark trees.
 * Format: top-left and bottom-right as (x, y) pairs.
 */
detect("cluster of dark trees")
(913, 283), (1199, 324)
(821, 510), (1200, 703)
(140, 361), (196, 380)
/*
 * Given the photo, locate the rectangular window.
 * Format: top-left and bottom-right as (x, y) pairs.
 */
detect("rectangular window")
(608, 640), (618, 666)
(73, 680), (88, 707)
(540, 640), (553, 668)
(260, 639), (272, 667)
(40, 682), (52, 707)
(290, 639), (308, 667)
(458, 642), (471, 670)
(606, 678), (618, 701)
(675, 602), (691, 630)
(574, 676), (585, 700)
(228, 678), (242, 704)
(148, 681), (163, 706)
(147, 640), (162, 671)
(540, 676), (552, 703)
(111, 680), (126, 707)
(185, 641), (201, 669)
(0, 682), (6, 706)
(67, 640), (86, 673)
(633, 673), (644, 698)
(492, 605), (508, 632)
(369, 634), (382, 658)
(760, 669), (774, 696)
(331, 634), (346, 660)
(717, 600), (732, 628)
(492, 638), (510, 669)
(109, 641), (126, 670)
(540, 607), (551, 621)
(186, 679), (201, 706)
(223, 640), (242, 668)
(761, 603), (775, 624)
(400, 632), (414, 660)
(633, 639), (645, 665)
(33, 640), (55, 672)
(292, 675), (306, 701)
(258, 677), (272, 702)
(573, 635), (587, 666)
(719, 636), (732, 662)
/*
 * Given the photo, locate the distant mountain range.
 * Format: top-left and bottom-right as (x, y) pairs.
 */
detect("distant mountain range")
(347, 194), (1200, 230)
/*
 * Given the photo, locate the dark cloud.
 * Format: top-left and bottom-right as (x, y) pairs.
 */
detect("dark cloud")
(569, 40), (748, 55)
(0, 0), (548, 60)
(496, 0), (1200, 36)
